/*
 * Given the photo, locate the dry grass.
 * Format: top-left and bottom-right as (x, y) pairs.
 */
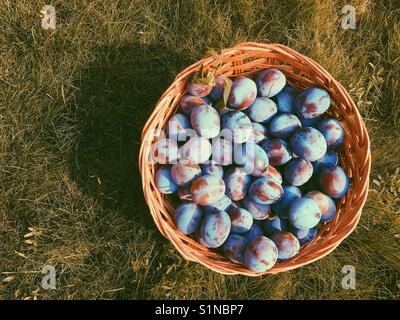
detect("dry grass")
(0, 0), (399, 299)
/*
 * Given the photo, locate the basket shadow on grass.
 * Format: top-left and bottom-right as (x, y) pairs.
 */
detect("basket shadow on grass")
(68, 44), (191, 297)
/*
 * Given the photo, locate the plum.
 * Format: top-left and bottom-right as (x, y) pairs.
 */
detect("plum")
(283, 158), (313, 186)
(167, 113), (191, 143)
(174, 202), (203, 234)
(244, 236), (278, 272)
(262, 216), (288, 236)
(291, 226), (318, 245)
(228, 206), (253, 233)
(180, 95), (209, 116)
(237, 143), (269, 176)
(294, 86), (330, 119)
(288, 197), (321, 229)
(244, 223), (264, 243)
(248, 177), (284, 205)
(150, 138), (179, 164)
(290, 127), (327, 161)
(224, 167), (251, 201)
(319, 165), (349, 198)
(246, 97), (277, 123)
(179, 136), (212, 164)
(191, 104), (220, 139)
(312, 150), (338, 174)
(242, 197), (272, 220)
(190, 174), (226, 206)
(205, 194), (232, 212)
(200, 210), (231, 248)
(155, 166), (178, 194)
(271, 232), (300, 260)
(256, 69), (286, 97)
(260, 166), (282, 184)
(271, 185), (302, 219)
(187, 80), (213, 97)
(228, 76), (257, 110)
(201, 160), (224, 178)
(275, 85), (297, 113)
(299, 116), (321, 128)
(221, 111), (252, 144)
(211, 137), (233, 166)
(171, 161), (202, 186)
(262, 139), (292, 166)
(223, 234), (248, 264)
(305, 191), (336, 222)
(318, 118), (344, 149)
(209, 75), (226, 101)
(268, 113), (302, 139)
(249, 122), (268, 144)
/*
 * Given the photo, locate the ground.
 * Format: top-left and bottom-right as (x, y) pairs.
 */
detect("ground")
(0, 0), (399, 300)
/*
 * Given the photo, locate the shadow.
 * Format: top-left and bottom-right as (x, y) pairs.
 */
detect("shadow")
(68, 43), (190, 231)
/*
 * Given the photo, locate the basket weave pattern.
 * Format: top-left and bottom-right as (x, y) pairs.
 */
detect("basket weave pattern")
(139, 42), (371, 276)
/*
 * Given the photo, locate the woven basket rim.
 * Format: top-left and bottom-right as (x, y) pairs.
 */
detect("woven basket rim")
(139, 42), (371, 276)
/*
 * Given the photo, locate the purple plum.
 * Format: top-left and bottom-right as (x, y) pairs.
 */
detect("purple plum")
(256, 69), (286, 97)
(224, 167), (251, 201)
(174, 202), (203, 234)
(242, 197), (272, 220)
(209, 75), (227, 101)
(221, 111), (252, 143)
(272, 232), (300, 260)
(271, 185), (302, 219)
(187, 80), (213, 97)
(244, 223), (264, 243)
(180, 95), (209, 116)
(205, 194), (232, 213)
(288, 197), (321, 229)
(228, 76), (257, 110)
(191, 104), (220, 139)
(262, 139), (292, 166)
(190, 174), (226, 206)
(319, 165), (349, 198)
(249, 122), (268, 144)
(171, 161), (202, 186)
(155, 166), (178, 194)
(294, 86), (331, 119)
(269, 113), (302, 139)
(211, 137), (233, 165)
(179, 136), (212, 164)
(312, 150), (338, 174)
(290, 127), (327, 161)
(223, 234), (248, 264)
(291, 226), (318, 245)
(150, 138), (179, 164)
(244, 236), (278, 272)
(228, 206), (253, 233)
(167, 113), (191, 142)
(200, 210), (231, 248)
(260, 166), (283, 184)
(237, 143), (269, 176)
(201, 160), (224, 178)
(275, 85), (297, 113)
(246, 97), (277, 123)
(262, 216), (288, 236)
(305, 191), (336, 222)
(248, 177), (284, 205)
(318, 118), (344, 149)
(283, 158), (313, 186)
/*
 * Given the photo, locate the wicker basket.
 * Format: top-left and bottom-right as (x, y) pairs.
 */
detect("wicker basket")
(139, 42), (371, 276)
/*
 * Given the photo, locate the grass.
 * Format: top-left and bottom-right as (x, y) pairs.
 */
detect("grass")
(0, 0), (399, 300)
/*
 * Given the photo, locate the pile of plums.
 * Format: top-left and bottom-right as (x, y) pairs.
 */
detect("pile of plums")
(151, 68), (349, 272)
